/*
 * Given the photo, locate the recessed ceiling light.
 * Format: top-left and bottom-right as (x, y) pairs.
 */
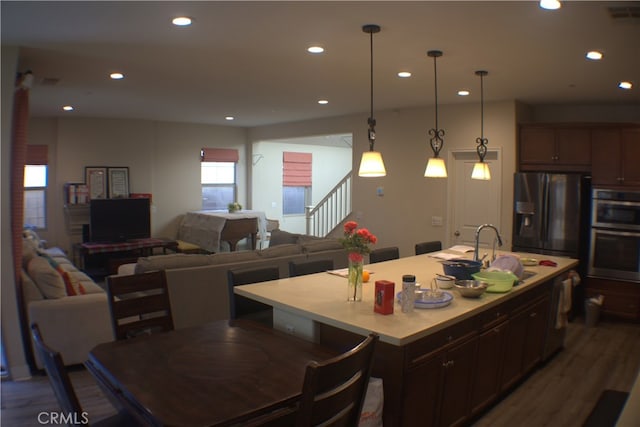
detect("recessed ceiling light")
(619, 81), (633, 90)
(110, 72), (124, 80)
(457, 90), (470, 96)
(318, 99), (329, 105)
(225, 116), (235, 121)
(539, 0), (561, 10)
(397, 71), (412, 78)
(172, 16), (192, 26)
(62, 105), (74, 111)
(307, 46), (325, 54)
(586, 51), (603, 61)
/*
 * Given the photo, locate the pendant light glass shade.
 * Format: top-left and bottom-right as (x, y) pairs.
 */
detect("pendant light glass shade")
(358, 24), (386, 178)
(425, 157), (448, 178)
(471, 162), (491, 180)
(472, 70), (491, 181)
(424, 50), (447, 178)
(359, 151), (386, 177)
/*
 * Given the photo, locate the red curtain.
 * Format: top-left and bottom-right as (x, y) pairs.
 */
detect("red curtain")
(283, 152), (312, 186)
(11, 77), (33, 368)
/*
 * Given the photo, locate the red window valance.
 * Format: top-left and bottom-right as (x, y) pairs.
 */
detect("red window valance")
(283, 152), (312, 186)
(26, 145), (48, 165)
(200, 148), (239, 163)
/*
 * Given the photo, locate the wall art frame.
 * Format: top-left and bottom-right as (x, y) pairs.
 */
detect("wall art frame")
(107, 167), (130, 198)
(85, 166), (108, 199)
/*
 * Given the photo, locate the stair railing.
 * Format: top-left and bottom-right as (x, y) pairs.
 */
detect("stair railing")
(306, 172), (352, 237)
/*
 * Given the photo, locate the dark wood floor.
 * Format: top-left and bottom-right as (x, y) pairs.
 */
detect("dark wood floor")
(2, 317), (639, 427)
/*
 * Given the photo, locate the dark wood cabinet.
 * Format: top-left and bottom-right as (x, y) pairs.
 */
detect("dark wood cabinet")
(501, 294), (550, 391)
(404, 335), (478, 427)
(592, 127), (640, 188)
(519, 125), (591, 172)
(470, 321), (507, 415)
(586, 277), (640, 320)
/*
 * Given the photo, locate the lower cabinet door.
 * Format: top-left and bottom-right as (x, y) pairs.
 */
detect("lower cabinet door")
(470, 322), (507, 415)
(439, 337), (478, 427)
(501, 310), (527, 391)
(522, 297), (550, 374)
(403, 354), (444, 427)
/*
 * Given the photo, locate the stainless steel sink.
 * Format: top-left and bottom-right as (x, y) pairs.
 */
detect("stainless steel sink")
(517, 270), (538, 285)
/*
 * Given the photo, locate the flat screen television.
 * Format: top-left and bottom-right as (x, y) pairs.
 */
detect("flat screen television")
(89, 198), (151, 242)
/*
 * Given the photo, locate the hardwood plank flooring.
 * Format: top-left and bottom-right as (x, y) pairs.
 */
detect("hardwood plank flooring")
(2, 318), (639, 427)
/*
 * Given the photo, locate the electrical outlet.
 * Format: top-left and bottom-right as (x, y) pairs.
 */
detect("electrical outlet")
(431, 216), (443, 226)
(285, 324), (295, 334)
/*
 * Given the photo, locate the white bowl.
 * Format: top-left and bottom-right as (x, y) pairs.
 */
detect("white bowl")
(436, 275), (455, 289)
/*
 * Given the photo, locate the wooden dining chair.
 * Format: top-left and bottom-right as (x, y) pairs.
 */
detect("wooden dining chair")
(415, 240), (442, 255)
(30, 323), (137, 427)
(106, 270), (174, 340)
(369, 246), (400, 263)
(227, 266), (279, 327)
(289, 259), (334, 277)
(296, 333), (379, 426)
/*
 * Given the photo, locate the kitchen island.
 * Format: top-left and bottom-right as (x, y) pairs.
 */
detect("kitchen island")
(236, 251), (578, 426)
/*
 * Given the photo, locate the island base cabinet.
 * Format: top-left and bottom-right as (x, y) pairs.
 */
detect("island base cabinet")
(470, 321), (508, 415)
(403, 336), (478, 427)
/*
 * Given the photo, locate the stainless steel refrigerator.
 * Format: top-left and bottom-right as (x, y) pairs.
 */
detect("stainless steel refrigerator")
(512, 172), (591, 260)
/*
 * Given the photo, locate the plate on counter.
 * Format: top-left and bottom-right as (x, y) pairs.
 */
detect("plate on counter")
(520, 258), (538, 266)
(397, 290), (453, 309)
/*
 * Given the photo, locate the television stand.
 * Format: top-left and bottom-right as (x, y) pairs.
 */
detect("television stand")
(75, 238), (178, 278)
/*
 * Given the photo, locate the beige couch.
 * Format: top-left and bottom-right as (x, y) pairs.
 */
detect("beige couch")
(130, 231), (349, 329)
(21, 236), (113, 369)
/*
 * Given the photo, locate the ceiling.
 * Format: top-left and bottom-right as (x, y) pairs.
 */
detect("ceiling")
(2, 1), (639, 128)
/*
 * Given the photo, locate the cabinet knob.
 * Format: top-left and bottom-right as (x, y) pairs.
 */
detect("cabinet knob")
(530, 312), (537, 318)
(447, 335), (453, 342)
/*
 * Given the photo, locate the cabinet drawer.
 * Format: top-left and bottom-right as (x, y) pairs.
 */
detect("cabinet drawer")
(586, 289), (640, 315)
(405, 316), (477, 369)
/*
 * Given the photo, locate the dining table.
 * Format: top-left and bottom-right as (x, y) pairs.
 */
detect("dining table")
(85, 319), (337, 426)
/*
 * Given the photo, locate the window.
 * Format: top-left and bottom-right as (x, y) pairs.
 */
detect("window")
(24, 145), (49, 229)
(201, 148), (239, 210)
(283, 152), (312, 215)
(24, 165), (47, 229)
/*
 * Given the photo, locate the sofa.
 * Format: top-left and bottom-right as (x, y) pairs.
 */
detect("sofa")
(20, 231), (114, 369)
(129, 230), (349, 329)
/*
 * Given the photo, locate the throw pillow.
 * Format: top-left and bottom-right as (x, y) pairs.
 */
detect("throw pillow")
(258, 243), (302, 258)
(21, 269), (44, 302)
(300, 238), (343, 253)
(27, 256), (67, 299)
(269, 229), (300, 247)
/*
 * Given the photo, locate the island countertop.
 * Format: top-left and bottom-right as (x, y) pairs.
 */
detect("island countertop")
(235, 251), (578, 346)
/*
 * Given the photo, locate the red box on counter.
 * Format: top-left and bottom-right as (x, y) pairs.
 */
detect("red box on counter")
(374, 280), (395, 315)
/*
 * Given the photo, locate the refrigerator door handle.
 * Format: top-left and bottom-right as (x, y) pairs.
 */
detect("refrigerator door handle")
(541, 174), (550, 244)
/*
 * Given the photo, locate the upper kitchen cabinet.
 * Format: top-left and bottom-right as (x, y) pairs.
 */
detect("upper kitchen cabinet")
(519, 125), (591, 172)
(592, 126), (640, 189)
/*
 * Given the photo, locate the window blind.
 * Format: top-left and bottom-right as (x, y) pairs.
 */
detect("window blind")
(26, 145), (48, 165)
(200, 148), (239, 163)
(283, 152), (312, 186)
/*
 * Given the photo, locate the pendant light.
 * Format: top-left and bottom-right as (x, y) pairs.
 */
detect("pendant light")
(424, 50), (447, 178)
(358, 24), (387, 177)
(471, 70), (491, 180)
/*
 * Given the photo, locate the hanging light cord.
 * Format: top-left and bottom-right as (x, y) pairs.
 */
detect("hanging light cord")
(367, 28), (376, 151)
(475, 70), (488, 162)
(428, 51), (445, 157)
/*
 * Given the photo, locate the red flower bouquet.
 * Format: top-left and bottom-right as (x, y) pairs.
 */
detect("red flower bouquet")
(340, 221), (377, 263)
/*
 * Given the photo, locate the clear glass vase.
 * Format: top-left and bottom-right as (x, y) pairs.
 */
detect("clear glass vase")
(347, 253), (364, 302)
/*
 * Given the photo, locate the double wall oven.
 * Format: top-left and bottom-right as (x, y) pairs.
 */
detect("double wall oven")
(589, 189), (640, 282)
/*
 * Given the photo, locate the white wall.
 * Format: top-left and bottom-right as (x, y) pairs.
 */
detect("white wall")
(252, 137), (352, 234)
(250, 101), (519, 257)
(32, 117), (248, 253)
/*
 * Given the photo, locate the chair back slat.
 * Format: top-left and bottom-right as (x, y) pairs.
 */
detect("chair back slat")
(296, 333), (378, 427)
(107, 270), (174, 340)
(369, 246), (399, 264)
(415, 240), (442, 255)
(289, 259), (334, 277)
